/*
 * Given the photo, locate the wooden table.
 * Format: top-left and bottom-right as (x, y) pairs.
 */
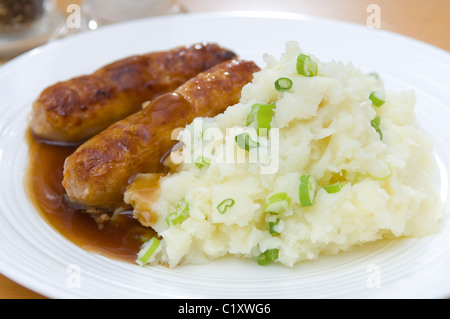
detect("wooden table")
(1, 0), (449, 299)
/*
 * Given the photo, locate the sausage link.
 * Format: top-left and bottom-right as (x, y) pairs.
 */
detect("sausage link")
(30, 43), (237, 144)
(62, 59), (260, 210)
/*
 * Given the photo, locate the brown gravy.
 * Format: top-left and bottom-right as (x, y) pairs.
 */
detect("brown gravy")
(25, 130), (156, 264)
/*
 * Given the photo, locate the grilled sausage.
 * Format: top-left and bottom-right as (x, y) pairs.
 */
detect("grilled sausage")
(30, 43), (237, 144)
(62, 59), (260, 210)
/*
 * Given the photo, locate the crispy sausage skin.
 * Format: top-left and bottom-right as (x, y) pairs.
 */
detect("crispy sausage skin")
(30, 43), (237, 144)
(62, 59), (260, 210)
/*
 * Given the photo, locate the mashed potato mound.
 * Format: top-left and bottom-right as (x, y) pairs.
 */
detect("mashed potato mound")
(124, 41), (443, 268)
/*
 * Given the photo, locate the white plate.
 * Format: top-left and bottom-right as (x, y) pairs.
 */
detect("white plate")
(0, 11), (449, 299)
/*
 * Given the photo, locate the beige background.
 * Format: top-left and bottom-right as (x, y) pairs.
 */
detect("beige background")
(0, 0), (449, 299)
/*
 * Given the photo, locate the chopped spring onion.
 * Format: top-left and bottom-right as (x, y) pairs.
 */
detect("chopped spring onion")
(296, 54), (318, 77)
(263, 192), (291, 215)
(369, 91), (385, 107)
(299, 174), (317, 207)
(195, 156), (211, 169)
(257, 248), (279, 265)
(246, 103), (276, 136)
(269, 218), (281, 236)
(344, 171), (361, 184)
(235, 133), (260, 151)
(370, 163), (393, 181)
(368, 72), (381, 82)
(166, 198), (189, 226)
(323, 181), (342, 194)
(274, 77), (293, 91)
(371, 116), (383, 140)
(217, 198), (235, 214)
(136, 237), (160, 266)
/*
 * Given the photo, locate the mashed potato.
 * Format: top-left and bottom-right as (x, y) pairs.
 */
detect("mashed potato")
(124, 41), (443, 268)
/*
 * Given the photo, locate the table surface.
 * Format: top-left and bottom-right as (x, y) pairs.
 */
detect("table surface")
(0, 0), (449, 299)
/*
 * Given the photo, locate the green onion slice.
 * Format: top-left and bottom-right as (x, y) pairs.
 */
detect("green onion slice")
(246, 103), (276, 136)
(296, 54), (318, 77)
(370, 163), (393, 181)
(166, 198), (189, 226)
(235, 133), (260, 151)
(257, 248), (279, 265)
(136, 237), (160, 266)
(371, 116), (383, 140)
(369, 91), (385, 107)
(369, 72), (381, 81)
(217, 198), (235, 214)
(195, 156), (211, 169)
(263, 192), (291, 215)
(269, 219), (281, 236)
(323, 181), (342, 194)
(274, 77), (293, 91)
(299, 174), (317, 207)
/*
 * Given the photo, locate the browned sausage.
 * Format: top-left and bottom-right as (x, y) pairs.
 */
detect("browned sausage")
(62, 59), (260, 210)
(30, 43), (237, 144)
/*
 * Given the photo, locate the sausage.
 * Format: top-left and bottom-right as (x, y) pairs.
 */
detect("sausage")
(62, 59), (261, 210)
(30, 43), (237, 144)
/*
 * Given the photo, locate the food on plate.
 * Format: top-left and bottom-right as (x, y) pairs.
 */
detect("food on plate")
(124, 41), (443, 268)
(62, 59), (260, 211)
(29, 43), (237, 144)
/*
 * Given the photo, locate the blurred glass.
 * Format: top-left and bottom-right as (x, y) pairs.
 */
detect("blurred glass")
(82, 0), (180, 29)
(0, 0), (65, 58)
(0, 0), (183, 58)
(0, 0), (45, 32)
